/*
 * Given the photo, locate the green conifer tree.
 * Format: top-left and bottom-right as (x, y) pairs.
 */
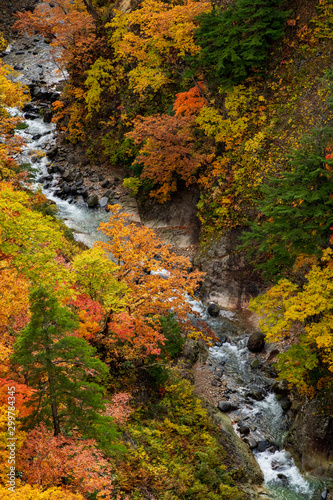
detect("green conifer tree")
(240, 127), (333, 278)
(12, 287), (118, 450)
(194, 0), (289, 86)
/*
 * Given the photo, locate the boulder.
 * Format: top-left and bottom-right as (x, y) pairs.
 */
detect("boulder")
(279, 396), (292, 411)
(62, 182), (70, 195)
(207, 302), (220, 317)
(238, 422), (250, 435)
(43, 110), (53, 123)
(62, 170), (74, 182)
(46, 146), (58, 160)
(101, 179), (111, 188)
(257, 440), (271, 452)
(248, 388), (265, 401)
(47, 165), (58, 174)
(247, 332), (265, 353)
(87, 194), (99, 208)
(99, 197), (108, 208)
(218, 401), (231, 413)
(24, 112), (39, 120)
(272, 379), (289, 396)
(243, 436), (258, 449)
(250, 358), (261, 369)
(103, 189), (113, 199)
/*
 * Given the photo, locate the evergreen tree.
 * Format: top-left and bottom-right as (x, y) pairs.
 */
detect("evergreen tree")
(194, 0), (289, 86)
(12, 287), (118, 450)
(240, 127), (333, 278)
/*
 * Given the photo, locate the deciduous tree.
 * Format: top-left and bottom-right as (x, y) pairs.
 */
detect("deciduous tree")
(127, 114), (214, 202)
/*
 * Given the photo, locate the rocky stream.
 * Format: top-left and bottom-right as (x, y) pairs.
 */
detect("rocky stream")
(2, 29), (331, 500)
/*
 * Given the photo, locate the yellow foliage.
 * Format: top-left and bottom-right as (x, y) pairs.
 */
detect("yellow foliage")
(0, 484), (85, 499)
(85, 57), (120, 116)
(108, 0), (211, 95)
(250, 249), (333, 394)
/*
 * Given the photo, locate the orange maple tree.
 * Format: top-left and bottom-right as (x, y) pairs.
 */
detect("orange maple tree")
(173, 81), (208, 116)
(127, 114), (214, 202)
(18, 425), (116, 497)
(95, 205), (205, 362)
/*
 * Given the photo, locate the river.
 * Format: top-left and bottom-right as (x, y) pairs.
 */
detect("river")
(3, 32), (327, 500)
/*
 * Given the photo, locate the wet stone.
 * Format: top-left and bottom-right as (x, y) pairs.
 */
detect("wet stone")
(250, 358), (261, 369)
(238, 422), (250, 435)
(243, 436), (257, 449)
(279, 396), (292, 411)
(257, 440), (271, 452)
(207, 302), (220, 317)
(99, 197), (108, 208)
(87, 194), (99, 208)
(247, 331), (265, 353)
(24, 112), (39, 120)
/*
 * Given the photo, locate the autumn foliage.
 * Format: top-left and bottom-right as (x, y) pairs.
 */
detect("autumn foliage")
(127, 114), (214, 202)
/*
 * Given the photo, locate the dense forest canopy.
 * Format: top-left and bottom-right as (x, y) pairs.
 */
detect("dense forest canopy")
(1, 0), (333, 497)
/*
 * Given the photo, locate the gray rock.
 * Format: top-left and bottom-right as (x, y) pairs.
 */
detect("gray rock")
(46, 146), (58, 160)
(247, 332), (265, 353)
(207, 302), (220, 317)
(87, 194), (99, 208)
(277, 473), (288, 485)
(43, 110), (53, 123)
(243, 436), (258, 449)
(272, 379), (289, 396)
(257, 440), (271, 452)
(249, 388), (265, 401)
(250, 358), (261, 369)
(47, 165), (58, 174)
(280, 396), (292, 411)
(271, 455), (288, 470)
(62, 170), (74, 182)
(24, 112), (39, 120)
(218, 401), (231, 413)
(99, 197), (109, 208)
(103, 189), (113, 198)
(77, 188), (88, 199)
(62, 182), (70, 194)
(211, 378), (222, 387)
(238, 422), (250, 435)
(101, 179), (111, 188)
(321, 487), (328, 499)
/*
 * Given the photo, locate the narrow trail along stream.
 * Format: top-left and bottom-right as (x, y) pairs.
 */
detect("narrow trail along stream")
(4, 31), (327, 500)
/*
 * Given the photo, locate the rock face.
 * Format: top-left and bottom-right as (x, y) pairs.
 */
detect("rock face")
(284, 397), (333, 484)
(206, 402), (264, 489)
(182, 339), (209, 366)
(139, 186), (200, 248)
(194, 229), (265, 310)
(247, 332), (265, 353)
